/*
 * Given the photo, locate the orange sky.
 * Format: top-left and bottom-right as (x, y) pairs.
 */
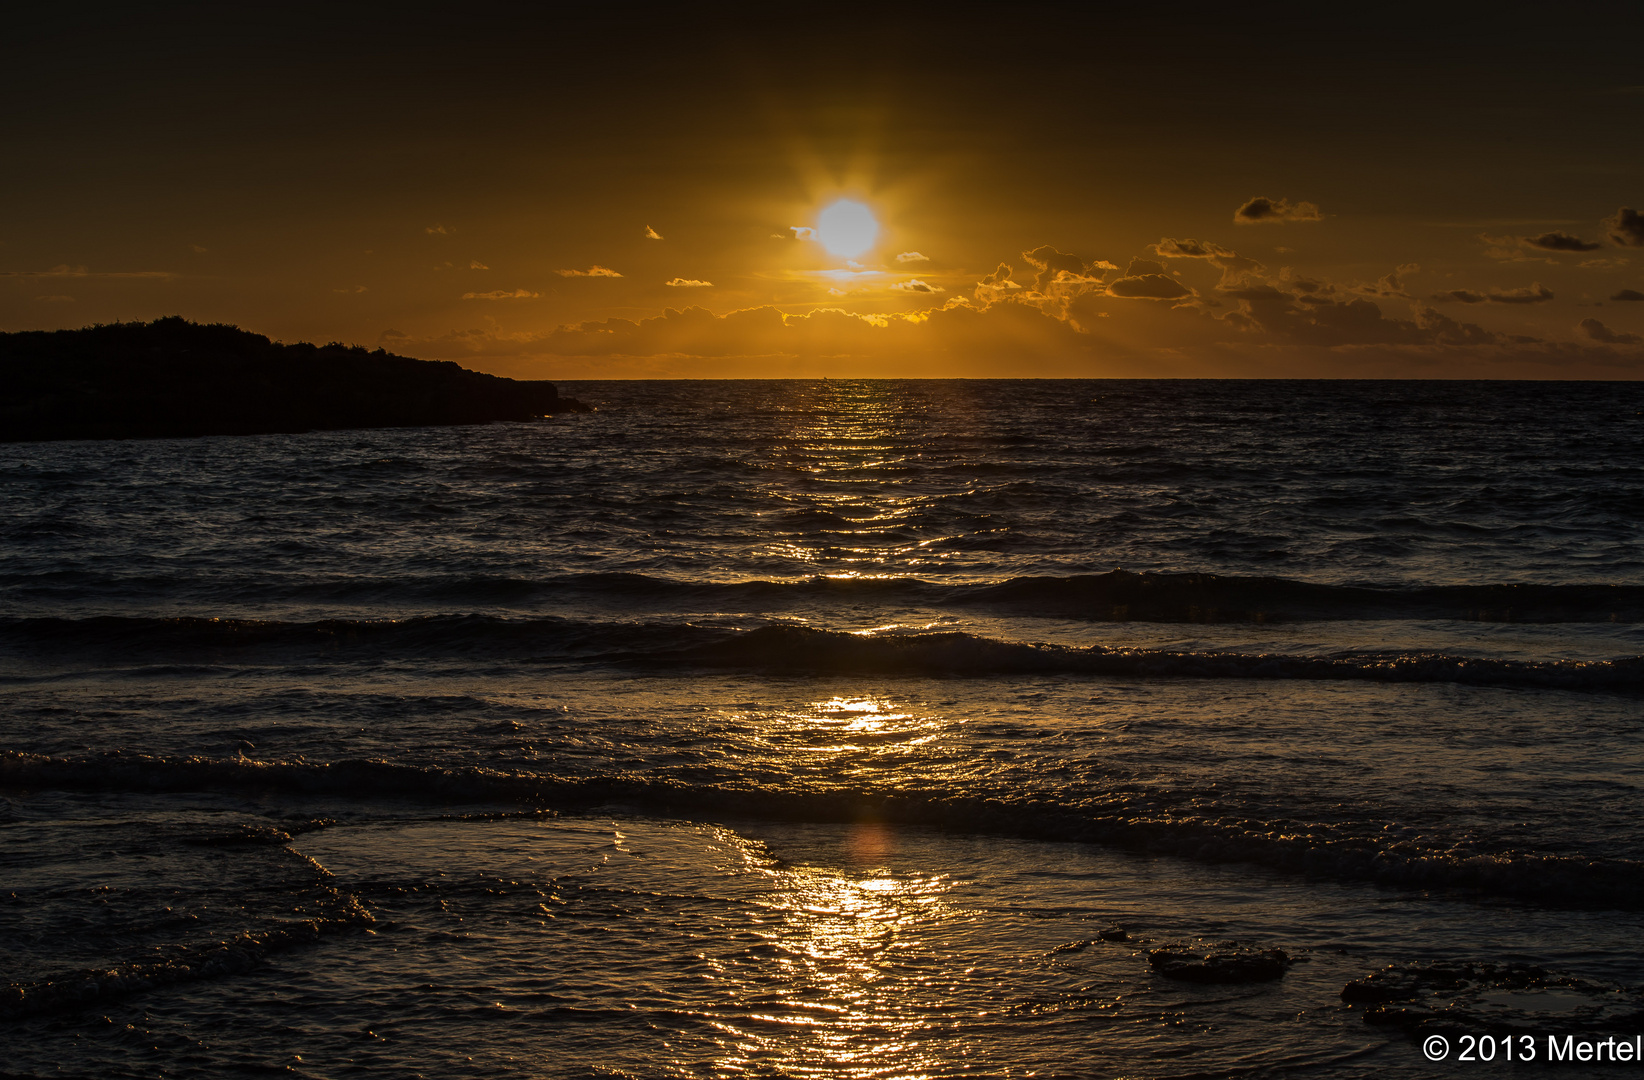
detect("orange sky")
(3, 3), (1642, 377)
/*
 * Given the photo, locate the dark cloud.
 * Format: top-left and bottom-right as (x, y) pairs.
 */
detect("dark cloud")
(1612, 289), (1644, 301)
(890, 279), (943, 293)
(1413, 307), (1521, 346)
(1123, 258), (1167, 277)
(1429, 283), (1554, 305)
(1149, 237), (1265, 286)
(1579, 318), (1644, 345)
(1355, 264), (1418, 299)
(1021, 246), (1085, 290)
(1234, 197), (1322, 224)
(1106, 274), (1192, 300)
(1607, 208), (1644, 247)
(1522, 231), (1601, 252)
(1151, 238), (1227, 258)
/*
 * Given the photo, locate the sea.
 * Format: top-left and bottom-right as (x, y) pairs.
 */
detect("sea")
(3, 379), (1643, 1079)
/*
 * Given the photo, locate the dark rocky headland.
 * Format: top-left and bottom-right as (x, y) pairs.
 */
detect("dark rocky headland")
(0, 317), (587, 442)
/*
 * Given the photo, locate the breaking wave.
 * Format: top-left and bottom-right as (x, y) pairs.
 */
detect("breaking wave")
(3, 613), (1638, 692)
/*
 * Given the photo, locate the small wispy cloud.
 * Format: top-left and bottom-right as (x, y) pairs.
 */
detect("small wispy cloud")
(332, 285), (369, 294)
(665, 278), (713, 287)
(0, 265), (175, 280)
(189, 244), (208, 254)
(790, 227), (816, 241)
(426, 224), (451, 235)
(468, 260), (489, 270)
(890, 278), (944, 293)
(645, 226), (664, 240)
(1429, 283), (1555, 304)
(462, 288), (540, 300)
(33, 294), (74, 302)
(556, 266), (623, 278)
(896, 251), (929, 263)
(1521, 231), (1601, 252)
(1234, 197), (1323, 224)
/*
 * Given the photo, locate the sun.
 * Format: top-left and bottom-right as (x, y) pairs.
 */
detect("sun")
(815, 199), (879, 259)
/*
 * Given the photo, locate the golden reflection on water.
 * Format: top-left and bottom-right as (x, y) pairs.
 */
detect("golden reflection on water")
(754, 695), (945, 754)
(710, 822), (955, 1079)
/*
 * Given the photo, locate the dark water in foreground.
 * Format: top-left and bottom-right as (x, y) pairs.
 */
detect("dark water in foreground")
(3, 379), (1643, 1078)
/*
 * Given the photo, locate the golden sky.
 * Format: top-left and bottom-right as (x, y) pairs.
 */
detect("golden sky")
(4, 3), (1642, 377)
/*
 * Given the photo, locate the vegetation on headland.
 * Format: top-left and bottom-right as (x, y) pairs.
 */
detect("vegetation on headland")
(0, 317), (586, 442)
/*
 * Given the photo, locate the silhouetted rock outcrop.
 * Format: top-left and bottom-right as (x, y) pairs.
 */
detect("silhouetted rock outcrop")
(0, 317), (588, 442)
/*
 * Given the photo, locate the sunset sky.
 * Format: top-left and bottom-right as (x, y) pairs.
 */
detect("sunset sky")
(5, 3), (1642, 378)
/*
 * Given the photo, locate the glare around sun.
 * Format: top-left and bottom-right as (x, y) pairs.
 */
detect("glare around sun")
(816, 200), (879, 259)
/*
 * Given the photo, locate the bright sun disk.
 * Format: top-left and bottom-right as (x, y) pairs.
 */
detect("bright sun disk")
(815, 199), (879, 259)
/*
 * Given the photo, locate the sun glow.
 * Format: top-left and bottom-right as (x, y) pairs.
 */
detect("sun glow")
(815, 200), (880, 259)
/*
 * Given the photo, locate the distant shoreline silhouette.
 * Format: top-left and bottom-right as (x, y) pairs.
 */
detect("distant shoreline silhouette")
(0, 317), (587, 442)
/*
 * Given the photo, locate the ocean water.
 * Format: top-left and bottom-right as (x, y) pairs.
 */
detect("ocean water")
(3, 379), (1643, 1078)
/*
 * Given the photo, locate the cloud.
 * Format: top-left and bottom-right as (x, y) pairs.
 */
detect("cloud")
(1429, 283), (1554, 304)
(1606, 208), (1644, 247)
(665, 278), (713, 287)
(1522, 231), (1601, 252)
(435, 299), (1092, 365)
(1020, 245), (1087, 290)
(1580, 257), (1630, 270)
(1234, 197), (1323, 224)
(425, 225), (450, 235)
(462, 288), (540, 300)
(1612, 288), (1644, 301)
(1149, 237), (1266, 286)
(1579, 317), (1644, 345)
(189, 244), (208, 254)
(0, 264), (175, 280)
(1356, 264), (1419, 298)
(1151, 238), (1227, 258)
(332, 285), (369, 294)
(469, 260), (489, 270)
(1486, 283), (1555, 304)
(890, 279), (944, 293)
(33, 294), (74, 302)
(1106, 273), (1193, 300)
(790, 227), (817, 241)
(556, 266), (623, 278)
(976, 263), (1021, 290)
(896, 251), (929, 263)
(645, 226), (664, 240)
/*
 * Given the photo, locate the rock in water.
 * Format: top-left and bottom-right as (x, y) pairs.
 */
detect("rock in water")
(1148, 943), (1292, 983)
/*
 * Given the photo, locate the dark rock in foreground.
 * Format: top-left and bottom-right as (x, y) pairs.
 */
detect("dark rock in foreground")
(1342, 961), (1644, 1034)
(0, 317), (588, 442)
(1149, 943), (1292, 983)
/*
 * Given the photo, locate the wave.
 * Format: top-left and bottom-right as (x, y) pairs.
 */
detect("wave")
(7, 569), (1642, 623)
(7, 751), (1642, 912)
(2, 614), (1638, 692)
(0, 853), (371, 1020)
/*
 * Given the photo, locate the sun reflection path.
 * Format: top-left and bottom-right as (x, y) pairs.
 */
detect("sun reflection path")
(757, 695), (945, 754)
(756, 381), (991, 577)
(709, 835), (958, 1079)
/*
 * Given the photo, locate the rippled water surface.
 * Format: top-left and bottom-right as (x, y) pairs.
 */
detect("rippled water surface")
(3, 380), (1643, 1078)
